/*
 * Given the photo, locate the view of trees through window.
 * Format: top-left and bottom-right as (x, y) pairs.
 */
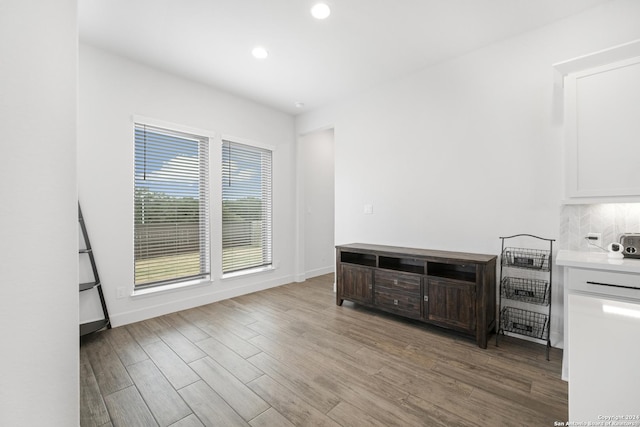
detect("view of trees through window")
(222, 140), (272, 274)
(134, 124), (209, 287)
(134, 188), (203, 284)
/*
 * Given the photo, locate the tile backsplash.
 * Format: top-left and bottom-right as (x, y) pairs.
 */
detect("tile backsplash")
(560, 203), (640, 251)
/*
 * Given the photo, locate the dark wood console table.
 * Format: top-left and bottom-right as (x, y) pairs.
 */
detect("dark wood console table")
(336, 243), (497, 348)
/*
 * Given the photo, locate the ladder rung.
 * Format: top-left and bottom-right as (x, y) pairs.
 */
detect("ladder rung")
(79, 281), (100, 292)
(80, 319), (110, 337)
(79, 249), (92, 254)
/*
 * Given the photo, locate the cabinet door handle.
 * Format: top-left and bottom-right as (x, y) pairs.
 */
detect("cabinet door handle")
(368, 283), (372, 290)
(424, 295), (428, 302)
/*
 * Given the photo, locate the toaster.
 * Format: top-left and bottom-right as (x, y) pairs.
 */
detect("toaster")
(620, 233), (640, 259)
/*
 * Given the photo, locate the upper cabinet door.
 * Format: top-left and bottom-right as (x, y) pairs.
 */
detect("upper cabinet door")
(563, 54), (640, 202)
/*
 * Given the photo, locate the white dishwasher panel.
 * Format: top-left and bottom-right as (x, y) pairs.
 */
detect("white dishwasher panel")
(568, 293), (640, 421)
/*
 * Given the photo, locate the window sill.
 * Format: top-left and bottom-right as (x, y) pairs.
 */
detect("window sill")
(222, 265), (275, 280)
(132, 277), (211, 297)
(129, 266), (275, 297)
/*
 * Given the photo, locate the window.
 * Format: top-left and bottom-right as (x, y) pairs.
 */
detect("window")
(222, 140), (273, 274)
(134, 123), (210, 288)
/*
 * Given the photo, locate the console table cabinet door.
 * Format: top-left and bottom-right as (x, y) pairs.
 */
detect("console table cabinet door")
(427, 277), (476, 332)
(339, 264), (373, 304)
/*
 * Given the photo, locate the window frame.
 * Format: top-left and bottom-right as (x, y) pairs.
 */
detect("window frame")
(132, 117), (213, 291)
(220, 136), (274, 277)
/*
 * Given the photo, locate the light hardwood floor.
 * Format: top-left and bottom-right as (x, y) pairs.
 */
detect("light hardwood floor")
(80, 273), (567, 426)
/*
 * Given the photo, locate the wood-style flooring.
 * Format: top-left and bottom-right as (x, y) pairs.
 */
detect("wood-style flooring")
(80, 273), (567, 426)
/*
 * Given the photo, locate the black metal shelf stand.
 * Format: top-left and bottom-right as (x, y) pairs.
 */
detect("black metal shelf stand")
(79, 203), (111, 337)
(496, 234), (554, 360)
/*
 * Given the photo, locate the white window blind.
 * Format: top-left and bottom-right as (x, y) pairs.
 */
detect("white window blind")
(134, 123), (210, 288)
(222, 140), (272, 274)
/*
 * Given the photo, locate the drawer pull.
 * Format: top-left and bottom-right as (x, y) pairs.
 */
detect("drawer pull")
(393, 279), (398, 285)
(586, 281), (639, 291)
(393, 299), (399, 305)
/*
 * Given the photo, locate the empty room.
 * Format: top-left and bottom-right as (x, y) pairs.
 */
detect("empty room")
(2, 0), (640, 426)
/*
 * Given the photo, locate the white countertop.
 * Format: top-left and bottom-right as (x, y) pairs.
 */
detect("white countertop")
(556, 249), (640, 274)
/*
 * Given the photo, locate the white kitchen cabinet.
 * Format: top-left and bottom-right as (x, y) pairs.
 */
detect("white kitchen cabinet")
(557, 251), (640, 421)
(556, 40), (640, 203)
(568, 293), (640, 421)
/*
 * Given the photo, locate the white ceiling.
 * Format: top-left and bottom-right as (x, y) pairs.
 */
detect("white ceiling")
(79, 0), (611, 115)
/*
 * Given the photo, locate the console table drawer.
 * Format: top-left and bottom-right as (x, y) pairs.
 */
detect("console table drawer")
(374, 287), (421, 318)
(374, 270), (421, 292)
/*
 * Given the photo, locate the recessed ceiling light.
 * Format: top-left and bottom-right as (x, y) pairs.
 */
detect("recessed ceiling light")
(295, 102), (305, 109)
(311, 3), (331, 20)
(251, 46), (268, 59)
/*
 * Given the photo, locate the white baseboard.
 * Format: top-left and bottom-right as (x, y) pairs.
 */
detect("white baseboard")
(550, 330), (564, 349)
(109, 274), (294, 327)
(304, 265), (334, 279)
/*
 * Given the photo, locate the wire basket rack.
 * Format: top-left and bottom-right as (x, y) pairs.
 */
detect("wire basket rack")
(500, 276), (550, 306)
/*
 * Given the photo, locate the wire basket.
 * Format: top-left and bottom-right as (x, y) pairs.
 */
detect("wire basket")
(500, 307), (549, 340)
(502, 247), (550, 271)
(501, 277), (550, 305)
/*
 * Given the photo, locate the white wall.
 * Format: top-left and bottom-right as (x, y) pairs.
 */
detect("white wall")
(0, 1), (78, 425)
(78, 44), (296, 326)
(298, 129), (335, 278)
(296, 0), (640, 347)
